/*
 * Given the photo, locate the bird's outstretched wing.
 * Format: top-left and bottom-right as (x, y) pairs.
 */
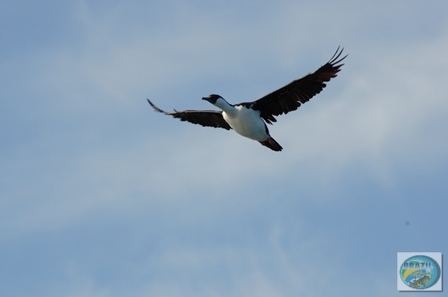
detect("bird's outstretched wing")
(249, 47), (347, 124)
(147, 99), (232, 130)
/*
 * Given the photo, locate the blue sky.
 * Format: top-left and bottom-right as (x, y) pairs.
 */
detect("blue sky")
(1, 0), (447, 296)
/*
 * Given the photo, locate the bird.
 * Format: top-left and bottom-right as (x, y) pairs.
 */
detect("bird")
(147, 47), (347, 152)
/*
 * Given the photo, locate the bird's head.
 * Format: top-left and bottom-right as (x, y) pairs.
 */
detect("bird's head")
(202, 94), (223, 105)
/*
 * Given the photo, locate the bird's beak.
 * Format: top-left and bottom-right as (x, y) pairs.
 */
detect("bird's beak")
(202, 96), (211, 102)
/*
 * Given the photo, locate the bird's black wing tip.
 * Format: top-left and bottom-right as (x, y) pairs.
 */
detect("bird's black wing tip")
(147, 99), (168, 114)
(329, 46), (348, 66)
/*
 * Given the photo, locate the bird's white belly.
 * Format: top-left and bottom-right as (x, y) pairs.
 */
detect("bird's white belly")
(223, 107), (268, 141)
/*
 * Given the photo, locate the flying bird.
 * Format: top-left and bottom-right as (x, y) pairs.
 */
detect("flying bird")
(147, 47), (347, 152)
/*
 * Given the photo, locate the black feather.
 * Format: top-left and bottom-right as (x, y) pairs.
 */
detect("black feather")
(249, 47), (347, 124)
(147, 99), (232, 130)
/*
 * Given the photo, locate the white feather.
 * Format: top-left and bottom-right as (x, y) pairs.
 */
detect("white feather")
(214, 98), (269, 141)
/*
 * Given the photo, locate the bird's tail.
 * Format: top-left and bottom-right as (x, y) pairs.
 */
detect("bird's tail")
(259, 137), (283, 152)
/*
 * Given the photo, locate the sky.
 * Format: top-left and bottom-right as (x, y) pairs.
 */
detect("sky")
(1, 0), (447, 296)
